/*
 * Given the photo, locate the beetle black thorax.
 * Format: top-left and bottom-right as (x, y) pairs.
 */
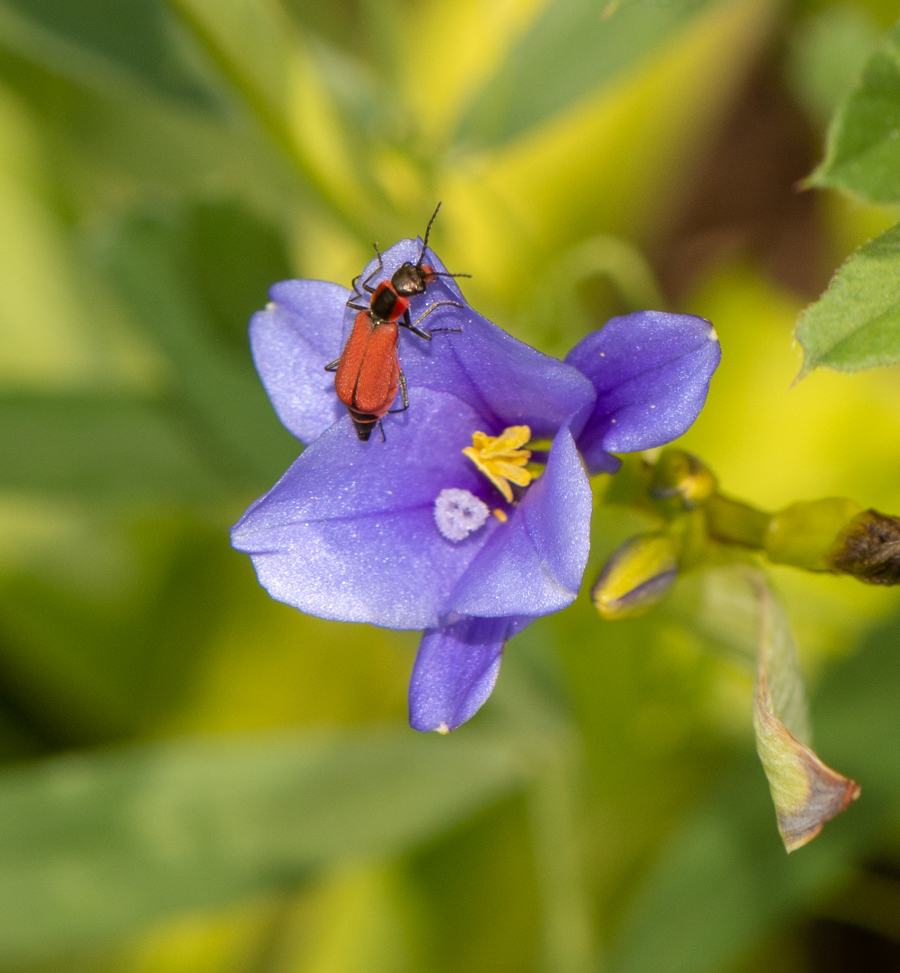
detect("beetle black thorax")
(370, 284), (400, 322)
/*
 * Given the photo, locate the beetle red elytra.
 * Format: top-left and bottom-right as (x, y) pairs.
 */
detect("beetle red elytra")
(326, 203), (470, 441)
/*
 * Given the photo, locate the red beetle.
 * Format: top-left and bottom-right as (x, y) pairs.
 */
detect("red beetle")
(326, 204), (468, 441)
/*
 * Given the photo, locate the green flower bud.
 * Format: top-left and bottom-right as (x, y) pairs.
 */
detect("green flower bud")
(764, 499), (863, 572)
(592, 533), (679, 620)
(830, 509), (900, 584)
(650, 449), (717, 511)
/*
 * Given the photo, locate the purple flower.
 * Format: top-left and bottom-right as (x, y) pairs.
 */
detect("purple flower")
(231, 239), (719, 732)
(566, 310), (721, 475)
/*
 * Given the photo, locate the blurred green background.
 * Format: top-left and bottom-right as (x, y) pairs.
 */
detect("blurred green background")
(3, 0), (900, 970)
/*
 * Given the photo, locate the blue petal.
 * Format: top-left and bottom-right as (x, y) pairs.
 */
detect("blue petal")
(565, 311), (720, 475)
(448, 425), (592, 617)
(346, 241), (596, 440)
(409, 615), (525, 732)
(231, 389), (502, 630)
(250, 279), (349, 445)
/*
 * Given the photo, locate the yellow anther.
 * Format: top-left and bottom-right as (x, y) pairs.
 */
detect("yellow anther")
(463, 425), (533, 503)
(493, 508), (508, 523)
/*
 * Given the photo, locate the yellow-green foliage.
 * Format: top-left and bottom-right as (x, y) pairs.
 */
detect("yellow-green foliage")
(2, 1), (900, 971)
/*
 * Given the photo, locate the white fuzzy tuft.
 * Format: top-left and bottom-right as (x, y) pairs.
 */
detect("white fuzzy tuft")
(434, 488), (490, 542)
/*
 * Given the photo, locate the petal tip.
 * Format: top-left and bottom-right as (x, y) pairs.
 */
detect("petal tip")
(408, 621), (507, 733)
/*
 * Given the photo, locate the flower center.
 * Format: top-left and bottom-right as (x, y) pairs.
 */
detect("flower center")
(434, 488), (490, 542)
(462, 425), (535, 503)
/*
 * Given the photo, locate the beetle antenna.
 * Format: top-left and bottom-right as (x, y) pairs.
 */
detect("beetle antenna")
(416, 202), (442, 269)
(428, 270), (472, 279)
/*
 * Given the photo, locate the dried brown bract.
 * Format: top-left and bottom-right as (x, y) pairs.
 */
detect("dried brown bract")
(831, 510), (900, 585)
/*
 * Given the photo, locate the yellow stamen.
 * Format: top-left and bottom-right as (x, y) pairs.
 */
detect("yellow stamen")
(493, 508), (508, 523)
(463, 425), (533, 503)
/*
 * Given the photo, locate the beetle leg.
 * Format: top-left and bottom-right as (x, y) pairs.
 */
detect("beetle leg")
(361, 243), (385, 294)
(388, 368), (409, 414)
(378, 419), (386, 443)
(324, 357), (341, 372)
(405, 301), (465, 339)
(347, 300), (370, 312)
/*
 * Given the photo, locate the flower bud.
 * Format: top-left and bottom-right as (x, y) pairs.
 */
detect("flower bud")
(830, 509), (900, 584)
(650, 449), (717, 511)
(764, 499), (862, 571)
(592, 533), (679, 620)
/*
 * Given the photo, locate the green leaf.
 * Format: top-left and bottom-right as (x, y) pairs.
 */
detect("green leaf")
(810, 20), (900, 203)
(796, 222), (900, 372)
(0, 521), (236, 746)
(0, 0), (214, 105)
(609, 604), (900, 973)
(99, 215), (301, 488)
(170, 0), (297, 122)
(454, 0), (714, 151)
(0, 394), (227, 502)
(169, 0), (379, 237)
(184, 200), (294, 356)
(0, 730), (525, 963)
(786, 5), (882, 129)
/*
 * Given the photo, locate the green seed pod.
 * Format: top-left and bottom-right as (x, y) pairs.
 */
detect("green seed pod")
(592, 532), (679, 620)
(764, 499), (863, 572)
(650, 449), (717, 511)
(830, 509), (900, 584)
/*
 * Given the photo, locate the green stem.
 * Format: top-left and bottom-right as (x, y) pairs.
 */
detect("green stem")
(705, 494), (771, 549)
(529, 753), (596, 973)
